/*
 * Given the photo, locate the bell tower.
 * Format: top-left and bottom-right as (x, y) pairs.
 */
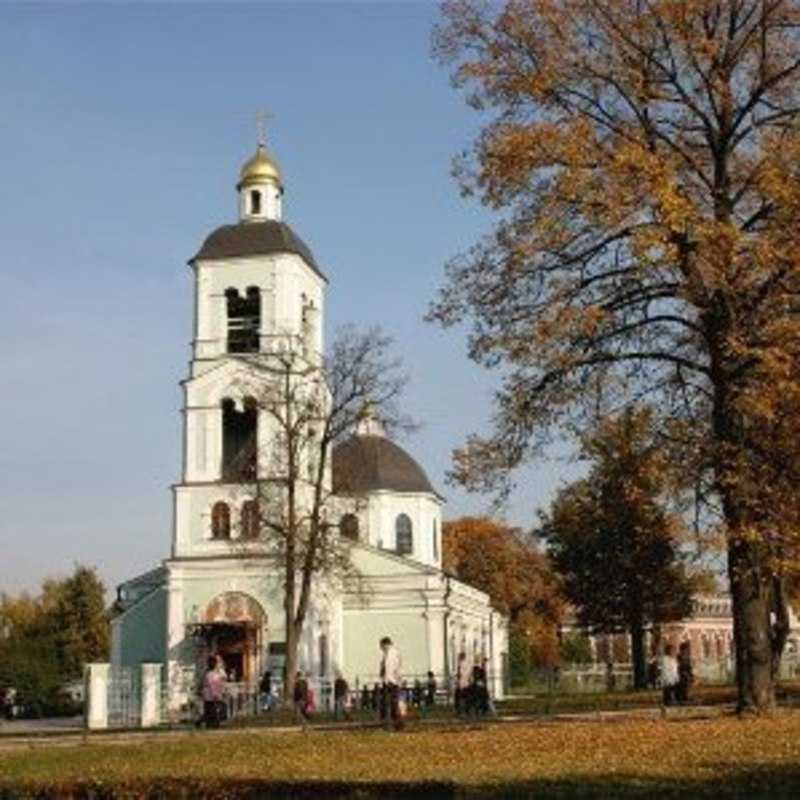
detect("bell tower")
(171, 139), (327, 559)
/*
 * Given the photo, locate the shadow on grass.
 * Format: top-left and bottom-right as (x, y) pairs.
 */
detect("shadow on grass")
(3, 765), (800, 800)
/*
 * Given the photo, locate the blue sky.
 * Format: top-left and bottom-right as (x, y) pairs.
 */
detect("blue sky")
(0, 1), (577, 596)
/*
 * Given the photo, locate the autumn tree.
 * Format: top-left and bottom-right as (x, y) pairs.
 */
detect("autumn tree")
(443, 516), (564, 667)
(431, 0), (800, 711)
(229, 326), (408, 702)
(0, 565), (109, 705)
(49, 566), (110, 678)
(538, 408), (695, 688)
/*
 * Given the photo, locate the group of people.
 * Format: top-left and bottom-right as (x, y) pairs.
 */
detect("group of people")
(455, 652), (493, 717)
(358, 672), (437, 714)
(659, 642), (694, 706)
(199, 636), (494, 731)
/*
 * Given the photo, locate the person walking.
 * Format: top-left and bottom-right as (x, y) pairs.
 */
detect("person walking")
(677, 641), (693, 703)
(660, 644), (679, 707)
(425, 671), (437, 708)
(455, 652), (471, 716)
(293, 671), (311, 727)
(259, 669), (273, 712)
(472, 659), (490, 717)
(360, 683), (370, 711)
(379, 636), (403, 730)
(333, 672), (350, 721)
(202, 655), (226, 729)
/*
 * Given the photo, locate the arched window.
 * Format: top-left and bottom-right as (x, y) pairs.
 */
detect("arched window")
(222, 397), (258, 481)
(250, 189), (261, 215)
(340, 513), (359, 542)
(241, 500), (260, 539)
(396, 513), (413, 555)
(432, 519), (439, 561)
(211, 502), (231, 539)
(226, 287), (261, 353)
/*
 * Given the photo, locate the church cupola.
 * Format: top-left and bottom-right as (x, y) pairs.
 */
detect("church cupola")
(237, 142), (283, 223)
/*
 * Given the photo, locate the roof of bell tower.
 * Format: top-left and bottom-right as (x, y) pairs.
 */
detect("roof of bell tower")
(190, 220), (327, 281)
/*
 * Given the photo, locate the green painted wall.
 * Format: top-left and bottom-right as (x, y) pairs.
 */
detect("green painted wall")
(343, 611), (430, 684)
(117, 588), (167, 667)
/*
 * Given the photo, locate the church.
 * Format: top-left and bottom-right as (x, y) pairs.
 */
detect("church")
(110, 139), (508, 707)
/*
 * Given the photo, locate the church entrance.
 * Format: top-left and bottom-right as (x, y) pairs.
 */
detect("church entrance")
(204, 622), (257, 683)
(190, 592), (266, 684)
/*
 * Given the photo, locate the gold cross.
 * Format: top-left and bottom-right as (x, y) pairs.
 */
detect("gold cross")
(255, 110), (274, 147)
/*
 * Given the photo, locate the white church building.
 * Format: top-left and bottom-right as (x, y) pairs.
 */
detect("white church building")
(110, 139), (508, 706)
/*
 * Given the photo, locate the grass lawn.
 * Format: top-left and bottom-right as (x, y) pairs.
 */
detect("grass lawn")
(3, 712), (800, 798)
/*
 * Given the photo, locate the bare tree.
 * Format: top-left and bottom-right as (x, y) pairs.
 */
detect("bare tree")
(226, 326), (408, 701)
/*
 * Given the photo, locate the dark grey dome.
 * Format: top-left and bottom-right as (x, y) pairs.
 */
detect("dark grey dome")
(333, 435), (436, 495)
(191, 220), (326, 281)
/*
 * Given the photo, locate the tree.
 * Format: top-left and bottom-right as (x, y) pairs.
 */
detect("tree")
(538, 408), (694, 688)
(0, 565), (109, 705)
(443, 516), (564, 667)
(49, 566), (110, 678)
(560, 632), (593, 665)
(230, 326), (408, 702)
(431, 0), (800, 711)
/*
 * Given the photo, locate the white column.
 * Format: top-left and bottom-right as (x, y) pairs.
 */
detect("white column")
(85, 663), (110, 730)
(165, 582), (186, 711)
(140, 663), (163, 728)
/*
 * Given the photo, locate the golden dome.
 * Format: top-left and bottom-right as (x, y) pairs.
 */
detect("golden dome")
(238, 144), (282, 188)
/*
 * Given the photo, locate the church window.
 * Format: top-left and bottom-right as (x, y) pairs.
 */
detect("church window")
(222, 397), (258, 481)
(226, 287), (261, 354)
(211, 502), (231, 539)
(340, 513), (359, 542)
(241, 500), (260, 539)
(396, 513), (413, 555)
(433, 519), (439, 561)
(250, 190), (261, 215)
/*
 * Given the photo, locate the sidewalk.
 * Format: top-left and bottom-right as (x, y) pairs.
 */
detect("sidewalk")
(0, 703), (733, 752)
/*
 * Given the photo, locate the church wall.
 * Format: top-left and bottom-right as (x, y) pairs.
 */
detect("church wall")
(111, 588), (167, 669)
(166, 562), (342, 686)
(366, 492), (442, 568)
(342, 610), (432, 685)
(177, 570), (285, 634)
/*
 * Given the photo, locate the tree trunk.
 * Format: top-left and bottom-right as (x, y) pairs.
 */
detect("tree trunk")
(728, 534), (775, 713)
(282, 592), (296, 706)
(710, 328), (777, 713)
(630, 621), (647, 690)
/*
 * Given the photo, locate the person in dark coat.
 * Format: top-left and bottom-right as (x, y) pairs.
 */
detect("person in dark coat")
(412, 679), (423, 708)
(677, 641), (694, 703)
(293, 671), (311, 726)
(471, 661), (489, 716)
(425, 671), (437, 707)
(334, 673), (350, 721)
